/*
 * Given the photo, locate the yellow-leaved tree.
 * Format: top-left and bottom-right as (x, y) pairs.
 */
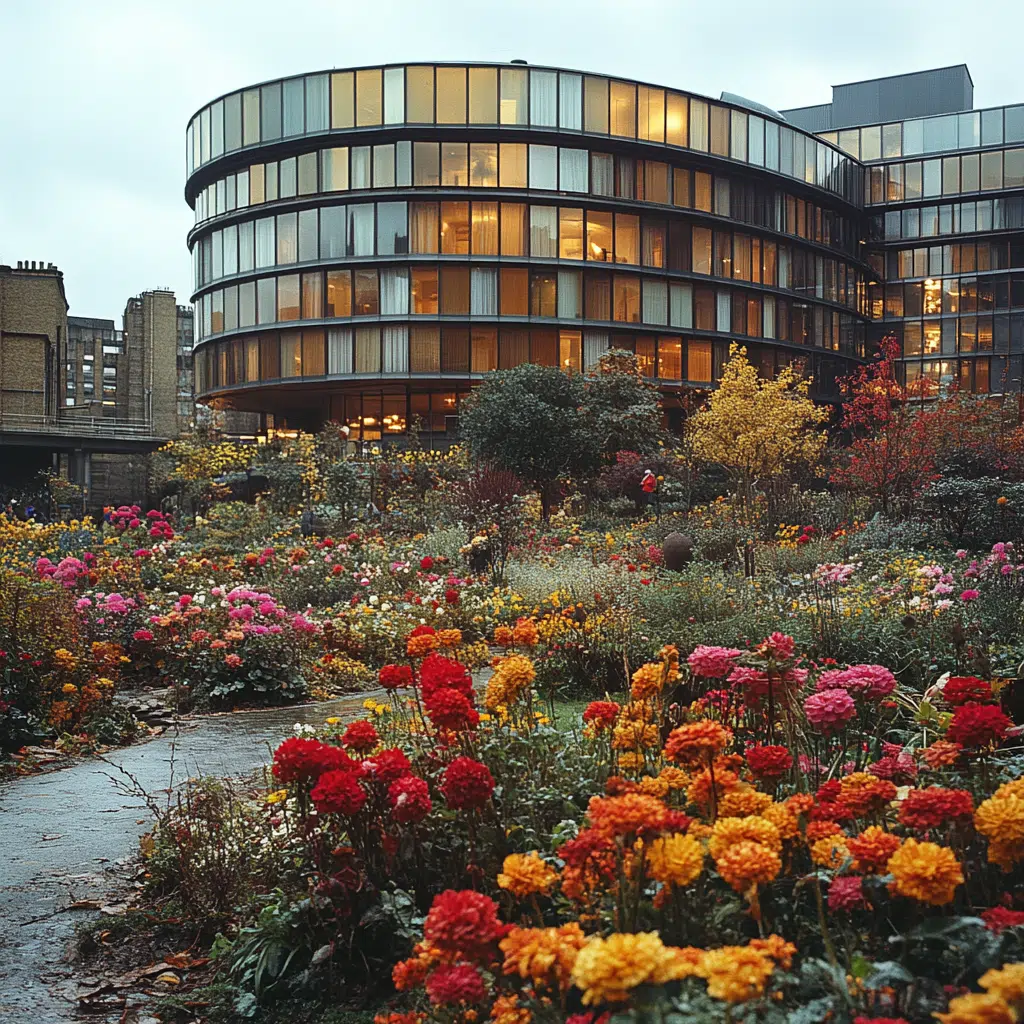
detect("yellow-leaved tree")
(687, 345), (828, 508)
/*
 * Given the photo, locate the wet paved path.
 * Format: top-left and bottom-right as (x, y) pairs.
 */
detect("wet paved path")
(0, 694), (377, 1023)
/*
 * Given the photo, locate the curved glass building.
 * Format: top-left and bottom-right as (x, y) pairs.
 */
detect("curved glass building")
(185, 62), (871, 440)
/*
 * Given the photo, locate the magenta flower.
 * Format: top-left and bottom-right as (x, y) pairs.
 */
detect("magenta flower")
(803, 688), (856, 731)
(828, 876), (866, 912)
(835, 664), (897, 700)
(687, 644), (742, 679)
(960, 589), (980, 602)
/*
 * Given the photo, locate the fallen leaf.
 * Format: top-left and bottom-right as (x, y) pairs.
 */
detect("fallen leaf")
(68, 900), (102, 911)
(154, 971), (181, 986)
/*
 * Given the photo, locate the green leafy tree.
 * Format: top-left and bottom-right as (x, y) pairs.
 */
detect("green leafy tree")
(582, 350), (668, 458)
(459, 363), (599, 517)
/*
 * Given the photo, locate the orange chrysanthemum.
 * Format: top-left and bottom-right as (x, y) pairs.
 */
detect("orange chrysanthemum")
(645, 833), (704, 888)
(687, 768), (741, 812)
(714, 840), (782, 892)
(761, 802), (800, 841)
(887, 838), (963, 905)
(718, 787), (774, 818)
(696, 945), (776, 1003)
(847, 825), (903, 874)
(811, 834), (850, 869)
(749, 934), (797, 971)
(587, 793), (669, 838)
(709, 815), (783, 858)
(806, 820), (844, 843)
(838, 772), (898, 817)
(921, 739), (963, 769)
(665, 721), (734, 765)
(493, 626), (515, 647)
(407, 634), (439, 657)
(497, 852), (559, 897)
(500, 922), (587, 992)
(934, 992), (1016, 1024)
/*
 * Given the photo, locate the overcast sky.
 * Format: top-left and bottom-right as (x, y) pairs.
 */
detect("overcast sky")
(1, 0), (1021, 323)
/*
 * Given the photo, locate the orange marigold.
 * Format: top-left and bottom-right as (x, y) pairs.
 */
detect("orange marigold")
(497, 852), (559, 898)
(749, 934), (797, 971)
(571, 931), (690, 1005)
(709, 815), (783, 858)
(489, 994), (531, 1024)
(786, 793), (816, 817)
(979, 962), (1024, 1006)
(493, 626), (515, 647)
(511, 619), (539, 646)
(687, 768), (741, 812)
(761, 802), (800, 841)
(847, 826), (902, 874)
(887, 838), (963, 905)
(645, 833), (705, 888)
(665, 721), (734, 765)
(587, 793), (669, 838)
(437, 628), (463, 648)
(934, 992), (1016, 1024)
(639, 775), (671, 798)
(811, 834), (850, 869)
(714, 841), (782, 893)
(407, 634), (439, 657)
(839, 772), (898, 817)
(718, 787), (774, 818)
(500, 922), (587, 991)
(806, 820), (845, 843)
(921, 739), (963, 769)
(659, 765), (691, 791)
(630, 662), (665, 701)
(696, 945), (776, 1003)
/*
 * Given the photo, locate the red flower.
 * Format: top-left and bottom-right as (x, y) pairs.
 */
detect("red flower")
(341, 719), (379, 753)
(440, 756), (494, 810)
(745, 744), (793, 779)
(419, 556), (434, 571)
(363, 747), (412, 784)
(444, 588), (460, 606)
(898, 786), (974, 832)
(946, 702), (1011, 748)
(379, 664), (414, 690)
(272, 737), (357, 783)
(981, 906), (1024, 933)
(943, 676), (995, 706)
(133, 629), (154, 642)
(425, 688), (479, 732)
(425, 963), (487, 1005)
(423, 890), (506, 961)
(389, 775), (432, 823)
(828, 876), (867, 912)
(410, 624), (436, 637)
(419, 653), (473, 700)
(310, 769), (366, 815)
(583, 701), (621, 731)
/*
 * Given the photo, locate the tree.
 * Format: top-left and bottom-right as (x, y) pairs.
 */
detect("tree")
(582, 351), (668, 459)
(687, 345), (828, 507)
(459, 363), (598, 517)
(828, 337), (937, 515)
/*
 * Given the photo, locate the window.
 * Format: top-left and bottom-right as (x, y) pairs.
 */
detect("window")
(410, 327), (440, 372)
(470, 142), (498, 186)
(531, 206), (557, 257)
(710, 104), (729, 156)
(373, 144), (395, 188)
(610, 81), (635, 137)
(584, 76), (609, 133)
(437, 66), (467, 123)
(471, 268), (498, 315)
(499, 67), (527, 124)
(377, 201), (408, 255)
(261, 83), (282, 141)
(471, 329), (498, 372)
(355, 327), (380, 372)
(281, 332), (301, 377)
(441, 142), (468, 185)
(614, 214), (639, 265)
(277, 275), (300, 320)
(331, 72), (354, 128)
(499, 143), (527, 187)
(355, 69), (382, 126)
(410, 202), (439, 253)
(587, 211), (613, 263)
(442, 328), (470, 372)
(411, 267), (439, 313)
(560, 330), (582, 371)
(642, 280), (668, 325)
(559, 73), (582, 130)
(380, 268), (409, 315)
(501, 203), (527, 255)
(613, 275), (640, 322)
(469, 67), (498, 123)
(239, 282), (256, 327)
(530, 69), (557, 126)
(471, 202), (499, 253)
(500, 268), (528, 315)
(354, 268), (379, 315)
(257, 277), (276, 324)
(529, 145), (558, 189)
(638, 86), (665, 142)
(320, 206), (345, 258)
(301, 272), (322, 318)
(255, 217), (275, 268)
(322, 148), (349, 191)
(326, 270), (351, 317)
(688, 340), (712, 382)
(557, 270), (581, 318)
(406, 65), (434, 122)
(560, 148), (588, 192)
(530, 272), (557, 317)
(440, 202), (469, 254)
(559, 208), (584, 260)
(591, 153), (614, 196)
(277, 213), (297, 264)
(383, 67), (404, 124)
(348, 205), (374, 255)
(414, 142), (440, 185)
(440, 267), (470, 315)
(500, 329), (529, 368)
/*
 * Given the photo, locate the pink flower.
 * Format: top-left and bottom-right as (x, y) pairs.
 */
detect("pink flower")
(828, 876), (866, 912)
(960, 589), (980, 602)
(835, 664), (897, 701)
(803, 688), (856, 732)
(759, 632), (796, 660)
(687, 644), (742, 679)
(224, 653), (243, 668)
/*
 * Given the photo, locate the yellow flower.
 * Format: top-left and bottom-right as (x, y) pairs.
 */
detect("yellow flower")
(437, 628), (463, 648)
(630, 662), (664, 701)
(975, 789), (1024, 870)
(718, 787), (774, 818)
(646, 833), (704, 888)
(497, 852), (558, 898)
(697, 945), (775, 1003)
(709, 816), (782, 859)
(61, 683), (79, 694)
(571, 932), (689, 1005)
(325, 717), (341, 725)
(501, 922), (587, 992)
(979, 962), (1024, 1007)
(887, 838), (963, 906)
(485, 654), (536, 710)
(934, 992), (1016, 1024)
(489, 993), (531, 1024)
(639, 775), (670, 798)
(265, 789), (289, 805)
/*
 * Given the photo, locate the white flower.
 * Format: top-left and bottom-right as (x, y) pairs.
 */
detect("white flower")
(381, 602), (392, 612)
(369, 595), (379, 606)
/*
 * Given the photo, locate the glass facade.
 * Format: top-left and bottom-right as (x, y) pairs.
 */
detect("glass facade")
(185, 62), (874, 435)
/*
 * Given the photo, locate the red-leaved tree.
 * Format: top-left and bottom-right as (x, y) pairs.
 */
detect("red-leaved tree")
(829, 337), (938, 514)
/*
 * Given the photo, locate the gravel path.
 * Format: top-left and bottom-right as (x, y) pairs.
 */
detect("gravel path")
(0, 695), (376, 1023)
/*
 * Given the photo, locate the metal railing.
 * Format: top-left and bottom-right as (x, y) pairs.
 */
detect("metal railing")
(0, 412), (161, 438)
